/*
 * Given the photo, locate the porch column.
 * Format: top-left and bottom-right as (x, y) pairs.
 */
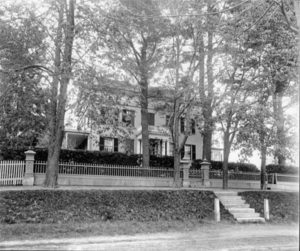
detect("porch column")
(23, 150), (36, 186)
(166, 141), (170, 156)
(139, 139), (142, 154)
(161, 140), (165, 156)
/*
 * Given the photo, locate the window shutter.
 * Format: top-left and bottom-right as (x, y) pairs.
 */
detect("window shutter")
(130, 139), (134, 153)
(166, 115), (170, 126)
(99, 137), (104, 151)
(191, 120), (195, 134)
(180, 118), (185, 133)
(192, 145), (196, 160)
(181, 148), (184, 159)
(114, 138), (119, 152)
(148, 113), (155, 126)
(131, 111), (135, 127)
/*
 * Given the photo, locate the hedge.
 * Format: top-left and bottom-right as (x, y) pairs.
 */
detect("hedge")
(266, 164), (299, 174)
(0, 147), (174, 168)
(0, 147), (259, 172)
(191, 159), (259, 173)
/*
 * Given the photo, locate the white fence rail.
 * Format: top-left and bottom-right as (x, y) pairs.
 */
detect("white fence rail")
(34, 161), (177, 178)
(0, 161), (25, 186)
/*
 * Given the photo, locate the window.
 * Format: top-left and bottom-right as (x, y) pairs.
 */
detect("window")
(181, 144), (196, 160)
(148, 112), (155, 126)
(99, 137), (119, 152)
(125, 139), (134, 154)
(100, 107), (119, 124)
(122, 109), (135, 126)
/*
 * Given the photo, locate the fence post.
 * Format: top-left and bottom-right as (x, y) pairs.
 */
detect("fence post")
(214, 198), (221, 222)
(201, 160), (210, 187)
(23, 150), (36, 186)
(264, 199), (270, 220)
(181, 160), (191, 188)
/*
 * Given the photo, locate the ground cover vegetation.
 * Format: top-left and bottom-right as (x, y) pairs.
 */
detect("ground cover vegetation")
(1, 190), (233, 224)
(0, 190), (298, 241)
(239, 191), (299, 223)
(0, 0), (298, 188)
(0, 190), (234, 241)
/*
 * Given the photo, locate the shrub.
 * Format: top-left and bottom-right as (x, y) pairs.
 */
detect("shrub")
(0, 147), (174, 167)
(266, 164), (299, 174)
(191, 159), (259, 173)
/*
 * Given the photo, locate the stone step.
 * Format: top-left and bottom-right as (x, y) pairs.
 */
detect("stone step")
(215, 191), (238, 196)
(224, 203), (250, 209)
(218, 197), (245, 203)
(228, 207), (255, 213)
(232, 212), (260, 218)
(236, 217), (266, 223)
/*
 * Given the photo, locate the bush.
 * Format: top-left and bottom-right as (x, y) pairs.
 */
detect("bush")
(266, 164), (299, 174)
(191, 159), (259, 173)
(0, 147), (174, 167)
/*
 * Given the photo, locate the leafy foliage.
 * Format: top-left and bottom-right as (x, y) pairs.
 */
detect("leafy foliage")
(0, 6), (49, 150)
(266, 164), (299, 174)
(0, 190), (233, 224)
(0, 147), (174, 167)
(239, 191), (299, 223)
(191, 159), (259, 173)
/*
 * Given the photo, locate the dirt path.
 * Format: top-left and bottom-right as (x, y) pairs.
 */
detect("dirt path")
(0, 224), (298, 250)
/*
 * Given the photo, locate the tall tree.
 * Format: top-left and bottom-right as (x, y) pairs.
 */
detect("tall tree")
(44, 0), (75, 187)
(0, 3), (49, 150)
(89, 0), (168, 168)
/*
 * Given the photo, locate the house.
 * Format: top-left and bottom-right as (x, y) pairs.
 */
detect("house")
(62, 87), (223, 162)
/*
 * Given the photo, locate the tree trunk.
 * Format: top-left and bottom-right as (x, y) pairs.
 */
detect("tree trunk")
(140, 83), (149, 167)
(44, 0), (75, 187)
(222, 131), (230, 189)
(198, 17), (214, 161)
(273, 92), (286, 165)
(202, 113), (213, 161)
(260, 145), (267, 190)
(173, 149), (181, 187)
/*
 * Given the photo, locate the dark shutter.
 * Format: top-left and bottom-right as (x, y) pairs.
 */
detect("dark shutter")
(130, 139), (134, 153)
(114, 138), (119, 152)
(166, 115), (170, 126)
(99, 137), (104, 151)
(191, 120), (195, 134)
(181, 148), (184, 159)
(180, 117), (185, 133)
(148, 113), (155, 126)
(192, 145), (196, 160)
(131, 111), (135, 127)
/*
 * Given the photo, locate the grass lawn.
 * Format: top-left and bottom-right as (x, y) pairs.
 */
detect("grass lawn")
(0, 219), (229, 242)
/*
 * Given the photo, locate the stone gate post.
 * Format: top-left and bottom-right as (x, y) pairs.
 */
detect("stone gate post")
(181, 159), (191, 188)
(201, 160), (211, 187)
(23, 150), (36, 186)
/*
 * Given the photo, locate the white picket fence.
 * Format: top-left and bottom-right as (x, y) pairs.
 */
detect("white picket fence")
(0, 161), (25, 186)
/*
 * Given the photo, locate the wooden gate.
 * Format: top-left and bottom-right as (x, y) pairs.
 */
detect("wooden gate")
(0, 161), (25, 186)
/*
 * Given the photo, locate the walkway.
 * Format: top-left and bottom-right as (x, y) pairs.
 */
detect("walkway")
(0, 224), (298, 250)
